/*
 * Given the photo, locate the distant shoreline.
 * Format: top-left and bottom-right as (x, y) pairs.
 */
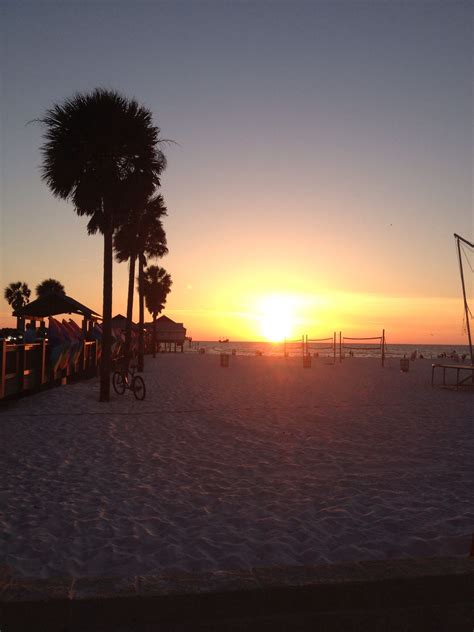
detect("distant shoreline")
(196, 341), (470, 347)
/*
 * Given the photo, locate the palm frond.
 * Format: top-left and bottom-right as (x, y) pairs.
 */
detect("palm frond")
(39, 88), (167, 232)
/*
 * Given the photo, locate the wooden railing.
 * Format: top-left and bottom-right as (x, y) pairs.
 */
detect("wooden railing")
(0, 340), (99, 400)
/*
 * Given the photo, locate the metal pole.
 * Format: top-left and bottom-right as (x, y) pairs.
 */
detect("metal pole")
(333, 332), (336, 364)
(382, 329), (385, 367)
(339, 331), (342, 362)
(456, 237), (473, 364)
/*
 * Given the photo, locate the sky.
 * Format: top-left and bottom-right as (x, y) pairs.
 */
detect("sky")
(0, 0), (472, 343)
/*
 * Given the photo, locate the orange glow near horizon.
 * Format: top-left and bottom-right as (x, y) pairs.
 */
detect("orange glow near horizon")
(0, 280), (470, 346)
(147, 289), (469, 345)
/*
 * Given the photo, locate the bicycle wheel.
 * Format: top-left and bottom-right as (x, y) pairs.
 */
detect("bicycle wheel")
(132, 375), (146, 400)
(112, 371), (126, 395)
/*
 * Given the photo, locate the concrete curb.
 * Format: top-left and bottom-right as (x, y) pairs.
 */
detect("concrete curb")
(1, 557), (473, 631)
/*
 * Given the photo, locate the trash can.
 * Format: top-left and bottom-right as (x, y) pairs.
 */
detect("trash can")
(400, 357), (409, 372)
(199, 348), (205, 354)
(220, 353), (229, 367)
(303, 354), (312, 368)
(231, 349), (236, 356)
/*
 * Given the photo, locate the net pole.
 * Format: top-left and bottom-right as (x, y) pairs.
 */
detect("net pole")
(339, 331), (342, 362)
(382, 329), (385, 367)
(456, 236), (473, 364)
(333, 332), (336, 364)
(302, 335), (305, 357)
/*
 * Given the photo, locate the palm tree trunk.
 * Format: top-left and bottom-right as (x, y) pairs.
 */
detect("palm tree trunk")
(138, 255), (145, 372)
(152, 313), (157, 358)
(100, 222), (113, 402)
(123, 253), (136, 368)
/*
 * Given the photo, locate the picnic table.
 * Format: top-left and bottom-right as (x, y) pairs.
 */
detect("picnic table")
(431, 363), (474, 389)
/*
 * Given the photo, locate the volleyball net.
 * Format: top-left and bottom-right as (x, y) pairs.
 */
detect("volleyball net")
(283, 336), (305, 357)
(339, 330), (386, 366)
(282, 330), (387, 366)
(305, 333), (337, 363)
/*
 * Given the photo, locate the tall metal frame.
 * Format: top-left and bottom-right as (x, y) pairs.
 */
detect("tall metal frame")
(454, 233), (473, 364)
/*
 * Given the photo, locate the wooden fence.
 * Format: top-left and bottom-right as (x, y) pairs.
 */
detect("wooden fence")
(0, 340), (99, 400)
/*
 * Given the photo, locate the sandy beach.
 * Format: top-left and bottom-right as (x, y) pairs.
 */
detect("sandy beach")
(0, 354), (472, 579)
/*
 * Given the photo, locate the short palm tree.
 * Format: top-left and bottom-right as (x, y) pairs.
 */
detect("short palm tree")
(114, 193), (168, 368)
(4, 281), (31, 313)
(39, 88), (166, 401)
(36, 278), (65, 298)
(143, 266), (172, 358)
(4, 281), (31, 331)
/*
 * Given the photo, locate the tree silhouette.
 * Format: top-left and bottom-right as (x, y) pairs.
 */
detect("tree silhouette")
(39, 89), (166, 401)
(36, 278), (65, 298)
(115, 193), (168, 369)
(4, 281), (31, 331)
(4, 281), (31, 313)
(143, 265), (172, 358)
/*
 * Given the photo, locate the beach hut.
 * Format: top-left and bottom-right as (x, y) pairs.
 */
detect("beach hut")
(1, 293), (102, 398)
(15, 293), (101, 335)
(110, 314), (140, 359)
(144, 315), (186, 353)
(111, 314), (139, 332)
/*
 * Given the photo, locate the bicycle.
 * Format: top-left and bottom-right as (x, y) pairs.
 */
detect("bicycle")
(112, 361), (146, 400)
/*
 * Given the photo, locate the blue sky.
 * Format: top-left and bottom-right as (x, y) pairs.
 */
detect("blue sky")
(1, 1), (472, 340)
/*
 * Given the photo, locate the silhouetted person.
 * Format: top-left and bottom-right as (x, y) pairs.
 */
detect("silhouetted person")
(24, 323), (36, 343)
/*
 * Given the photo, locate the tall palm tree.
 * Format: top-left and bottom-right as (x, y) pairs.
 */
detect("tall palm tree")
(136, 195), (168, 371)
(36, 278), (65, 298)
(39, 89), (166, 401)
(114, 193), (168, 367)
(143, 266), (172, 358)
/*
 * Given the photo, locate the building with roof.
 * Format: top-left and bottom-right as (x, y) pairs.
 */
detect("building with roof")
(111, 314), (139, 332)
(144, 315), (186, 352)
(14, 293), (101, 335)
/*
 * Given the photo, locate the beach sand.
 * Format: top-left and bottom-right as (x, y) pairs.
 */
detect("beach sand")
(0, 354), (472, 579)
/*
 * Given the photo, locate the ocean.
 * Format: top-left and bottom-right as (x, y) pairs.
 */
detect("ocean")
(185, 341), (471, 360)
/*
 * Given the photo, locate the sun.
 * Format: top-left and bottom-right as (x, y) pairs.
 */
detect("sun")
(259, 295), (295, 342)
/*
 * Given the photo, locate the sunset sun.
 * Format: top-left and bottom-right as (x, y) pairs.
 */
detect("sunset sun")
(259, 295), (296, 342)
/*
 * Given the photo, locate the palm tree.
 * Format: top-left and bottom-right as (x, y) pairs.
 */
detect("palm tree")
(114, 193), (168, 368)
(4, 281), (31, 313)
(39, 89), (166, 401)
(36, 278), (65, 298)
(136, 195), (168, 370)
(4, 281), (31, 331)
(143, 266), (172, 358)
